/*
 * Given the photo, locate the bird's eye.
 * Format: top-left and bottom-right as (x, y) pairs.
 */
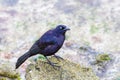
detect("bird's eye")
(60, 26), (65, 30)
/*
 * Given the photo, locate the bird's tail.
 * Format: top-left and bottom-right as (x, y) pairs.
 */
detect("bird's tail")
(16, 51), (31, 69)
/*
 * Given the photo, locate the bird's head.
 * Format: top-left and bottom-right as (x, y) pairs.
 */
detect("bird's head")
(54, 25), (70, 35)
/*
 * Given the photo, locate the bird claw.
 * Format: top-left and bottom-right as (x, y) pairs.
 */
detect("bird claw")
(51, 64), (61, 70)
(45, 61), (60, 69)
(44, 56), (61, 70)
(45, 62), (58, 65)
(49, 62), (61, 70)
(54, 55), (64, 61)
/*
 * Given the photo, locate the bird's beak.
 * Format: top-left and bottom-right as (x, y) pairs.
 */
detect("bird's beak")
(64, 27), (70, 31)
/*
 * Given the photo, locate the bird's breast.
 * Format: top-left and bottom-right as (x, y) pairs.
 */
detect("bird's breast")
(41, 35), (65, 56)
(56, 35), (65, 47)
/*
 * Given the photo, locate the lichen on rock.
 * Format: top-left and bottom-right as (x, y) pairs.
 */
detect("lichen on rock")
(25, 57), (99, 80)
(0, 61), (20, 80)
(96, 54), (111, 62)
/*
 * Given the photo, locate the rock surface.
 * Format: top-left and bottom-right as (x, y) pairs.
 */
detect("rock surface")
(0, 60), (20, 80)
(25, 57), (99, 80)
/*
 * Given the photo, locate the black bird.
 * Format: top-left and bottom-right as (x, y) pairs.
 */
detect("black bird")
(16, 25), (70, 69)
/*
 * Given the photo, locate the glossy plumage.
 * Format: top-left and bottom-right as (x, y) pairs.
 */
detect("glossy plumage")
(16, 25), (70, 69)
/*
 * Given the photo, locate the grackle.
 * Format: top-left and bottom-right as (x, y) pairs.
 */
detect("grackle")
(16, 25), (70, 69)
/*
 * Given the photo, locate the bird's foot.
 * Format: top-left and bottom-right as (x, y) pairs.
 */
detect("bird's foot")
(54, 55), (64, 61)
(50, 62), (60, 68)
(45, 61), (58, 65)
(45, 61), (60, 69)
(44, 56), (61, 70)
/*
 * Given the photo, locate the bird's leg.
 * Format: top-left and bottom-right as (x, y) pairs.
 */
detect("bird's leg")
(45, 56), (60, 69)
(54, 55), (64, 61)
(45, 57), (57, 65)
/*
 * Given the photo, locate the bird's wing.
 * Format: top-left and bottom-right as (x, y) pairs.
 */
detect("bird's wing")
(29, 35), (56, 54)
(29, 42), (41, 55)
(38, 35), (57, 50)
(29, 30), (57, 53)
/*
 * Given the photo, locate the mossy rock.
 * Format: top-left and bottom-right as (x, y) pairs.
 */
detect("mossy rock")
(96, 54), (111, 63)
(0, 61), (20, 80)
(26, 57), (99, 80)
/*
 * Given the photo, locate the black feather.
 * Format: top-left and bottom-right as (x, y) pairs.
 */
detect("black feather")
(15, 25), (70, 69)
